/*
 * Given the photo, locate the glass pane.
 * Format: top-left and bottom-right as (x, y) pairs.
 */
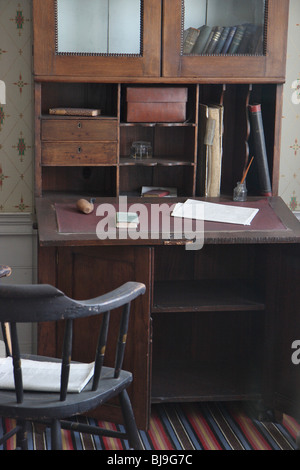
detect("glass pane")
(183, 0), (266, 55)
(56, 0), (141, 55)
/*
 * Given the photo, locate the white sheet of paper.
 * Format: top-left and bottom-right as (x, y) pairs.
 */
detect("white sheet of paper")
(0, 357), (95, 393)
(171, 199), (259, 226)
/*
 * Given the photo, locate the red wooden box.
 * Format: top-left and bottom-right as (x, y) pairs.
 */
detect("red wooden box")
(126, 87), (188, 123)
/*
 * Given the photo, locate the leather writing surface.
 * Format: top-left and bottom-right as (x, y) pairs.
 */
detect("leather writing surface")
(55, 199), (287, 236)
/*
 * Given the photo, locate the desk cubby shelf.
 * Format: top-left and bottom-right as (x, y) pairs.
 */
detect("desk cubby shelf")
(152, 279), (265, 313)
(120, 158), (195, 166)
(151, 360), (262, 403)
(36, 80), (281, 200)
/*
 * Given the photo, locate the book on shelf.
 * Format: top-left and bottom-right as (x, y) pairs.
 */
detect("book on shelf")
(49, 108), (101, 116)
(228, 25), (246, 54)
(237, 23), (257, 54)
(116, 212), (139, 229)
(143, 190), (170, 197)
(205, 26), (224, 54)
(197, 103), (224, 198)
(192, 25), (212, 54)
(221, 26), (237, 54)
(141, 186), (177, 197)
(248, 104), (272, 197)
(214, 26), (230, 54)
(202, 27), (216, 54)
(183, 27), (200, 54)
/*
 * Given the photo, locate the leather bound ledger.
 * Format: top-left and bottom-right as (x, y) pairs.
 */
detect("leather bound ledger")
(197, 104), (224, 197)
(248, 104), (272, 197)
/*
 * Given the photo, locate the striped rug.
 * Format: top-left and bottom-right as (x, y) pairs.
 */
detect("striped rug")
(1, 401), (299, 450)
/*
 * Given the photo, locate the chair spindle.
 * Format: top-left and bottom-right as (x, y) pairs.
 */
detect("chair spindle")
(114, 303), (130, 378)
(10, 322), (23, 404)
(92, 310), (110, 391)
(60, 319), (73, 401)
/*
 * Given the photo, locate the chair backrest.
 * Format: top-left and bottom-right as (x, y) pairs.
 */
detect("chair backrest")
(0, 282), (145, 403)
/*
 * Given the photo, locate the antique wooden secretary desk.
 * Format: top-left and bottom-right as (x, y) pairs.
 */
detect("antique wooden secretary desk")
(33, 0), (300, 430)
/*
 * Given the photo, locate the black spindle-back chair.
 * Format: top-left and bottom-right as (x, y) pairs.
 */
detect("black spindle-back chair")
(0, 281), (145, 450)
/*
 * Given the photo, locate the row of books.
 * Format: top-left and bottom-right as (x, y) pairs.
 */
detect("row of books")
(183, 23), (263, 56)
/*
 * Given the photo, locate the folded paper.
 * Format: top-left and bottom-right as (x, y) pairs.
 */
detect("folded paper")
(172, 199), (259, 226)
(0, 357), (94, 393)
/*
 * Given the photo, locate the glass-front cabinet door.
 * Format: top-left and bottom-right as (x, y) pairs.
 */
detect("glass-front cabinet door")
(162, 0), (289, 80)
(33, 0), (162, 78)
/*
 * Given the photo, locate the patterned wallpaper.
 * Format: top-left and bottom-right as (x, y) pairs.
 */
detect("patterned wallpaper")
(279, 0), (300, 212)
(0, 0), (33, 212)
(0, 0), (299, 212)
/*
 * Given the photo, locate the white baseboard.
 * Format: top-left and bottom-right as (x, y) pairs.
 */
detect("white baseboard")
(0, 212), (37, 354)
(0, 212), (34, 234)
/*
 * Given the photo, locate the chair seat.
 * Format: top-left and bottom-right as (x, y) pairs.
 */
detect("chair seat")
(0, 366), (132, 420)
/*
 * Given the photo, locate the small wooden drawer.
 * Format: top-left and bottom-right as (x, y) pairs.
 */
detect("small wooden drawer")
(42, 142), (118, 165)
(41, 118), (118, 141)
(126, 87), (188, 122)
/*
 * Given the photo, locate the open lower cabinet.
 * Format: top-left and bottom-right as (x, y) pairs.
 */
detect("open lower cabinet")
(151, 244), (266, 403)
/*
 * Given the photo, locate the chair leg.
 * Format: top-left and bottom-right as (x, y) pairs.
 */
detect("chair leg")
(51, 419), (62, 450)
(0, 424), (22, 448)
(119, 389), (143, 450)
(16, 420), (28, 450)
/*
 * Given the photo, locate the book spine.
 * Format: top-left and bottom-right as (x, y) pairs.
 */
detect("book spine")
(192, 25), (212, 54)
(228, 25), (246, 54)
(237, 24), (255, 54)
(248, 104), (272, 196)
(214, 27), (230, 54)
(202, 27), (216, 54)
(205, 26), (223, 54)
(221, 26), (236, 54)
(183, 27), (200, 54)
(196, 104), (208, 196)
